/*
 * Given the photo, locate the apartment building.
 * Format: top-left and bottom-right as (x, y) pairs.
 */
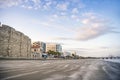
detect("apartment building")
(31, 41), (46, 58)
(46, 43), (62, 52)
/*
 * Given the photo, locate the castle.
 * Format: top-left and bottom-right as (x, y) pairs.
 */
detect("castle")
(0, 24), (31, 59)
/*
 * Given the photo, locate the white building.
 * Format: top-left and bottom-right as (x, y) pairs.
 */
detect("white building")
(31, 41), (46, 59)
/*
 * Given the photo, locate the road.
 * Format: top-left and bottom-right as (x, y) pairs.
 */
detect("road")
(0, 59), (120, 80)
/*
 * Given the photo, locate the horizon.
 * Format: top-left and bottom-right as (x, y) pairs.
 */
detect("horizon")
(0, 0), (120, 57)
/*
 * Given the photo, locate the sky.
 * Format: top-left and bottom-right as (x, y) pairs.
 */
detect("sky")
(0, 0), (120, 57)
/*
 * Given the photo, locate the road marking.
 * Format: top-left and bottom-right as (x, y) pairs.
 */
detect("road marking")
(1, 71), (39, 80)
(0, 69), (25, 73)
(64, 64), (69, 68)
(43, 74), (65, 80)
(43, 70), (56, 74)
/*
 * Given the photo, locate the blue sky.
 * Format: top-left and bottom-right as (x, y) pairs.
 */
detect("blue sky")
(0, 0), (120, 57)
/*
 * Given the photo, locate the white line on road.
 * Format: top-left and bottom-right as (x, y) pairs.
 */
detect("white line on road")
(43, 70), (56, 74)
(1, 71), (39, 80)
(0, 69), (25, 73)
(64, 64), (69, 68)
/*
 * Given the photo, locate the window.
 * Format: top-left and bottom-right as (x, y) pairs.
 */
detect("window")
(34, 49), (36, 51)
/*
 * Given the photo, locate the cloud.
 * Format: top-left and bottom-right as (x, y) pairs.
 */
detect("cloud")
(43, 0), (52, 10)
(21, 5), (33, 9)
(99, 46), (109, 49)
(21, 0), (41, 10)
(70, 0), (85, 8)
(72, 8), (79, 14)
(109, 31), (120, 33)
(64, 48), (90, 51)
(56, 2), (69, 11)
(75, 13), (114, 40)
(75, 25), (110, 41)
(0, 0), (22, 8)
(52, 14), (58, 18)
(30, 18), (74, 33)
(60, 12), (67, 16)
(71, 15), (80, 22)
(54, 12), (117, 41)
(0, 0), (41, 9)
(53, 37), (73, 40)
(0, 0), (85, 14)
(71, 15), (77, 19)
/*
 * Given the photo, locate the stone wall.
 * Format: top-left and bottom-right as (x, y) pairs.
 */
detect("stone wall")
(0, 24), (31, 58)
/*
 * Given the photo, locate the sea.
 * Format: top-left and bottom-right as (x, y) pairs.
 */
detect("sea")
(104, 59), (120, 63)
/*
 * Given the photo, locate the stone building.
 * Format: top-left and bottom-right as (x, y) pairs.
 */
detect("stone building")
(0, 24), (31, 58)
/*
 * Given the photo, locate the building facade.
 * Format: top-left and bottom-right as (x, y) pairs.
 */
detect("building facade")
(56, 44), (62, 52)
(0, 24), (31, 58)
(46, 43), (62, 52)
(31, 41), (46, 59)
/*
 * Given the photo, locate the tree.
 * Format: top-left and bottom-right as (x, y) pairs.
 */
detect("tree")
(47, 50), (54, 55)
(47, 50), (61, 57)
(72, 54), (75, 57)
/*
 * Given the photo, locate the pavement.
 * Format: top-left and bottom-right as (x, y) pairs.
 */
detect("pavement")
(0, 59), (120, 80)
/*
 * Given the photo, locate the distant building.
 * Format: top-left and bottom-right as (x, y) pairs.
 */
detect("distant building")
(56, 44), (62, 52)
(63, 51), (72, 56)
(46, 43), (62, 53)
(40, 42), (46, 53)
(31, 41), (46, 59)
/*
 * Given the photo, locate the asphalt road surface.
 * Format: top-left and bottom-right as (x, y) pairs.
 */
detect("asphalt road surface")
(0, 59), (120, 80)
